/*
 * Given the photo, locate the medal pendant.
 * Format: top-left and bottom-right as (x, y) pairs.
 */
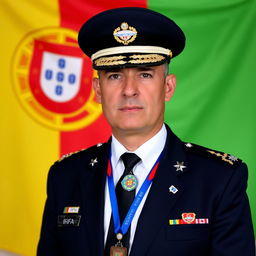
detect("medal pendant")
(110, 245), (127, 256)
(121, 174), (138, 191)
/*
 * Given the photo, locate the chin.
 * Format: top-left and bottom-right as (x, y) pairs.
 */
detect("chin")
(115, 121), (145, 132)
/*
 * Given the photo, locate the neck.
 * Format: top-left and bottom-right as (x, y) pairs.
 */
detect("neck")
(112, 124), (164, 151)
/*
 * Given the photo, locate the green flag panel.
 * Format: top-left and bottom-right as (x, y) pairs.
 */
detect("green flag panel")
(149, 0), (256, 232)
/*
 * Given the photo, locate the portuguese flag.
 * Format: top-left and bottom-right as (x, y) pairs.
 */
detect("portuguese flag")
(1, 0), (255, 255)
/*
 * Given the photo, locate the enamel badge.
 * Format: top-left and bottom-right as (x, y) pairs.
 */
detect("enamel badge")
(63, 206), (80, 213)
(121, 174), (138, 191)
(113, 22), (137, 45)
(169, 185), (178, 194)
(182, 212), (196, 224)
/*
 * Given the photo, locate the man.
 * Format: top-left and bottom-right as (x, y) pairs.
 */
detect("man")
(37, 7), (255, 256)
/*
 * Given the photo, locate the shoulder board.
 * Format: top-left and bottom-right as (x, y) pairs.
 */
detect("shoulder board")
(58, 142), (105, 162)
(184, 142), (242, 167)
(58, 148), (87, 162)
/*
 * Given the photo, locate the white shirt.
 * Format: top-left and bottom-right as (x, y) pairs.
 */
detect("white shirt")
(104, 124), (167, 250)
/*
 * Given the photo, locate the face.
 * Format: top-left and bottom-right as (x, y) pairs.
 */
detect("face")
(93, 64), (176, 139)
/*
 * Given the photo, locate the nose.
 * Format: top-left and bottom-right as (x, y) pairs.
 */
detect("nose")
(122, 75), (138, 97)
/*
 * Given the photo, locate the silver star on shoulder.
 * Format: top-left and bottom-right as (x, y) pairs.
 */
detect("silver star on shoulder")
(97, 143), (103, 147)
(228, 155), (238, 161)
(90, 158), (98, 166)
(174, 161), (187, 172)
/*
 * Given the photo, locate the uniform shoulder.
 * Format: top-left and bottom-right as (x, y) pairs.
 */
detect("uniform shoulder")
(57, 142), (107, 163)
(184, 142), (242, 168)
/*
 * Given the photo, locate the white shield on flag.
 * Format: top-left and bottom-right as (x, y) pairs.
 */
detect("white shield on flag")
(40, 51), (83, 103)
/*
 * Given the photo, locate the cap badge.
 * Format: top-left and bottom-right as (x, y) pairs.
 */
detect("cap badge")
(113, 22), (137, 45)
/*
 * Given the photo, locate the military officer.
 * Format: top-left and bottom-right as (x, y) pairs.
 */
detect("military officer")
(37, 7), (255, 256)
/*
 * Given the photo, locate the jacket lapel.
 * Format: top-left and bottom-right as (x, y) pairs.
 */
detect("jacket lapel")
(130, 126), (189, 255)
(79, 141), (110, 255)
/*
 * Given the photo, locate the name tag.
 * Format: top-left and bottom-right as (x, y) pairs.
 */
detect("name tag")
(58, 215), (81, 227)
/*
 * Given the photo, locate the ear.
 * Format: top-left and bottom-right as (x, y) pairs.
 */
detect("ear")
(92, 77), (102, 103)
(164, 74), (176, 101)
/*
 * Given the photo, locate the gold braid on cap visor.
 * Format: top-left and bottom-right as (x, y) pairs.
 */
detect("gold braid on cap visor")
(128, 54), (165, 64)
(94, 56), (127, 67)
(92, 46), (172, 67)
(91, 45), (172, 60)
(94, 54), (166, 67)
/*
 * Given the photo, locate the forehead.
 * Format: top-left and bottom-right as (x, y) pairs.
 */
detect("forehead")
(99, 65), (164, 74)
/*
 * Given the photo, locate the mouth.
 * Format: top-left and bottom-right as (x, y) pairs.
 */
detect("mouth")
(119, 105), (143, 112)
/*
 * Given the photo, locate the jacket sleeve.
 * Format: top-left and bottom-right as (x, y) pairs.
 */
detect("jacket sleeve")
(211, 162), (255, 256)
(37, 165), (60, 256)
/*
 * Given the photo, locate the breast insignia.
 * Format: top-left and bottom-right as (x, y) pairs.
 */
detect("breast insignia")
(184, 142), (241, 167)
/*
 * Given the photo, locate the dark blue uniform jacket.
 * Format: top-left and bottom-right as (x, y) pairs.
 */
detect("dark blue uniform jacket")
(37, 125), (255, 255)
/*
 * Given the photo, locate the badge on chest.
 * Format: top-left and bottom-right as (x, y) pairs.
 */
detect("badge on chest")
(57, 215), (81, 227)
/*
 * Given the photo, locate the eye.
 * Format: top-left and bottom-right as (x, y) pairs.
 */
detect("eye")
(140, 72), (153, 78)
(108, 73), (121, 80)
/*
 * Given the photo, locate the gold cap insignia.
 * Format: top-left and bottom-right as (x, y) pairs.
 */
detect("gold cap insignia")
(113, 22), (137, 45)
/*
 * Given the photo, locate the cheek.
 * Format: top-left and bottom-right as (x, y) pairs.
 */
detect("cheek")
(101, 90), (118, 110)
(144, 90), (166, 114)
(145, 88), (165, 104)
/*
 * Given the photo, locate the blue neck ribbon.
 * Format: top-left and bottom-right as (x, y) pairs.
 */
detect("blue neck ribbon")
(107, 152), (162, 235)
